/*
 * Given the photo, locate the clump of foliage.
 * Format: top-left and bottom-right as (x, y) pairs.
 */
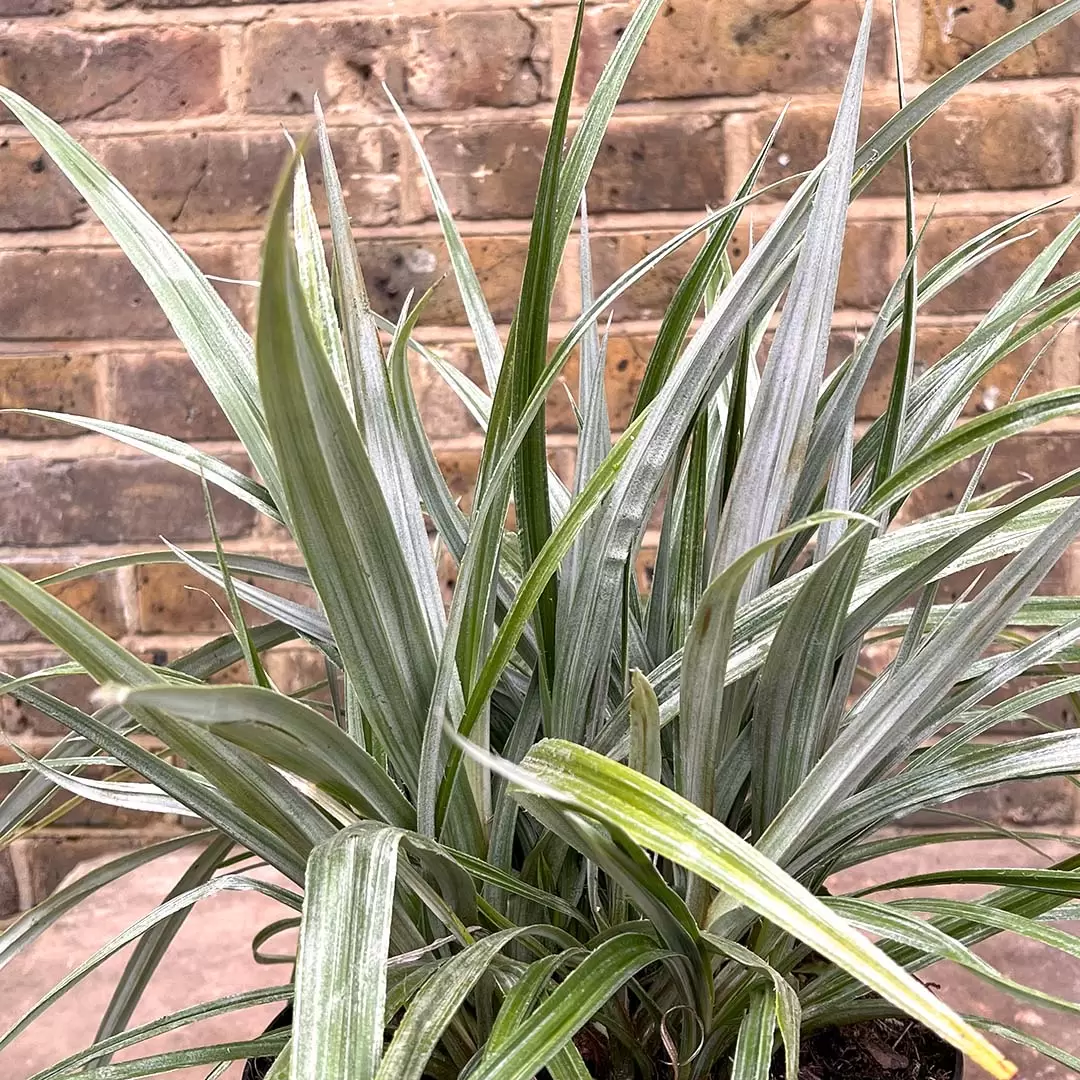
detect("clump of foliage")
(3, 1), (1080, 1077)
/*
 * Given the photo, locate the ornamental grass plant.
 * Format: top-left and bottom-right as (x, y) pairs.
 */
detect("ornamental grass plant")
(3, 1), (1080, 1077)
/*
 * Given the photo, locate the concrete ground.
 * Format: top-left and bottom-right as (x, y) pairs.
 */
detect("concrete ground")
(1, 839), (1079, 1079)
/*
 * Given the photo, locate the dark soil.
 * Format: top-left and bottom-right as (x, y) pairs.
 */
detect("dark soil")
(773, 1019), (959, 1080)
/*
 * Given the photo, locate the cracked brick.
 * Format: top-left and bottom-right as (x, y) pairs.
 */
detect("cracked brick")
(0, 27), (225, 122)
(244, 11), (549, 114)
(88, 128), (399, 232)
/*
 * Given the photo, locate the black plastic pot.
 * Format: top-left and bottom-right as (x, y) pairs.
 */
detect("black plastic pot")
(242, 1002), (292, 1080)
(952, 1046), (965, 1080)
(241, 1008), (965, 1079)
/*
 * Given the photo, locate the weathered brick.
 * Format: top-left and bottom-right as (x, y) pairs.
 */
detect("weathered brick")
(419, 113), (726, 220)
(588, 217), (893, 324)
(105, 353), (234, 441)
(135, 562), (314, 635)
(419, 121), (548, 221)
(435, 445), (481, 511)
(753, 94), (1075, 196)
(0, 28), (224, 123)
(0, 139), (86, 230)
(921, 211), (1080, 315)
(362, 234), (539, 326)
(578, 0), (890, 101)
(834, 220), (901, 310)
(0, 562), (125, 645)
(545, 333), (652, 434)
(262, 645), (329, 696)
(0, 650), (97, 737)
(0, 0), (70, 14)
(636, 545), (657, 593)
(411, 343), (488, 441)
(851, 322), (1075, 421)
(0, 246), (248, 340)
(0, 742), (161, 830)
(0, 848), (18, 918)
(244, 11), (548, 115)
(589, 115), (727, 214)
(984, 675), (1080, 734)
(90, 128), (398, 233)
(114, 0), (304, 8)
(11, 835), (150, 907)
(0, 455), (256, 546)
(588, 229), (707, 322)
(0, 354), (99, 438)
(921, 0), (1080, 79)
(904, 778), (1078, 828)
(431, 442), (571, 526)
(899, 430), (1080, 550)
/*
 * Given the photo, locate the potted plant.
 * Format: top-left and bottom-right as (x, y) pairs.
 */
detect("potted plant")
(2, 0), (1080, 1076)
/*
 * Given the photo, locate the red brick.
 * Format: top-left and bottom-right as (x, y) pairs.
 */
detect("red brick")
(431, 443), (571, 527)
(90, 128), (399, 233)
(983, 675), (1080, 735)
(419, 122), (548, 221)
(898, 431), (1080, 540)
(135, 562), (314, 635)
(903, 778), (1077, 828)
(244, 11), (548, 115)
(420, 113), (726, 220)
(753, 93), (1075, 197)
(435, 445), (481, 512)
(920, 0), (1080, 79)
(0, 354), (99, 438)
(11, 835), (151, 907)
(588, 229), (708, 323)
(0, 455), (256, 546)
(423, 333), (651, 439)
(920, 211), (1080, 316)
(544, 333), (652, 435)
(105, 353), (234, 441)
(0, 848), (17, 918)
(0, 28), (225, 123)
(411, 343), (488, 441)
(0, 562), (125, 645)
(849, 322), (1075, 421)
(262, 645), (329, 696)
(116, 0), (302, 7)
(0, 743), (164, 831)
(0, 139), (86, 230)
(0, 651), (97, 737)
(835, 220), (902, 310)
(589, 115), (727, 214)
(578, 0), (891, 101)
(362, 234), (542, 326)
(0, 0), (70, 13)
(585, 218), (887, 323)
(0, 246), (249, 340)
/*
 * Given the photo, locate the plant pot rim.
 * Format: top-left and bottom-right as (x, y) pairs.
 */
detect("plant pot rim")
(242, 1009), (966, 1080)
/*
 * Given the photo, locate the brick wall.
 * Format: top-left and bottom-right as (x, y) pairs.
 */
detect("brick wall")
(0, 0), (1078, 914)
